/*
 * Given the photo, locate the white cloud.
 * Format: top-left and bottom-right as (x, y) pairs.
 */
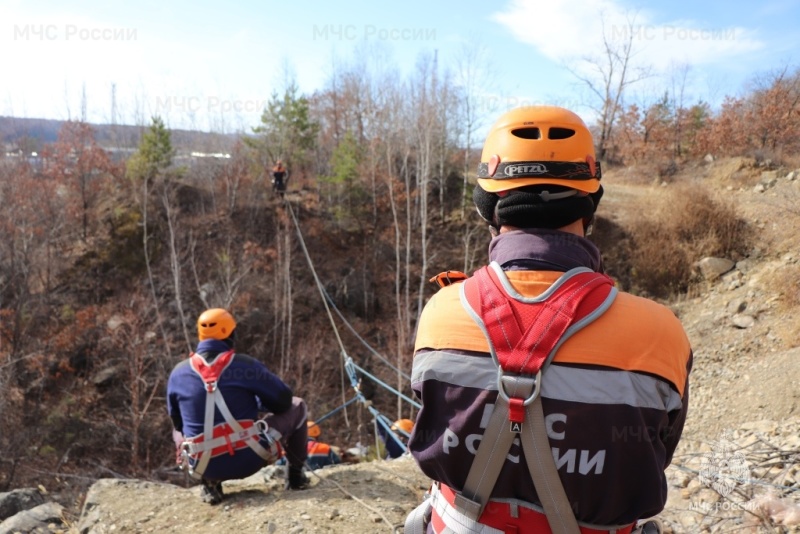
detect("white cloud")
(0, 3), (277, 130)
(492, 0), (764, 72)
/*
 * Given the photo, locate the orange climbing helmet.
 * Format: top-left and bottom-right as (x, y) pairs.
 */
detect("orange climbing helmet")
(307, 420), (321, 439)
(197, 308), (236, 341)
(477, 106), (600, 194)
(391, 419), (414, 435)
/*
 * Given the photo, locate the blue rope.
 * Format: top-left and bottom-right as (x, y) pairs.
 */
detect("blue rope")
(351, 361), (421, 410)
(313, 396), (360, 425)
(369, 402), (409, 453)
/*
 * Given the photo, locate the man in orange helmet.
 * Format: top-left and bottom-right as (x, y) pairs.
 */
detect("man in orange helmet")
(271, 159), (288, 195)
(405, 107), (691, 533)
(167, 308), (310, 504)
(378, 418), (413, 459)
(305, 420), (342, 469)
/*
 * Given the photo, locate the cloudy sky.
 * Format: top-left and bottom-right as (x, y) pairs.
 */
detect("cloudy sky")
(2, 0), (798, 132)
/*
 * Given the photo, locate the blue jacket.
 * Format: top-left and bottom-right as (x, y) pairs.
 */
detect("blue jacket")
(167, 340), (292, 480)
(378, 422), (407, 459)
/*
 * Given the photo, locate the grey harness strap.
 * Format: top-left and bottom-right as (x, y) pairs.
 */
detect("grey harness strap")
(454, 377), (580, 534)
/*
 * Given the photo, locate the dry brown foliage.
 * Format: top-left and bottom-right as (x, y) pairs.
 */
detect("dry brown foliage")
(616, 184), (750, 298)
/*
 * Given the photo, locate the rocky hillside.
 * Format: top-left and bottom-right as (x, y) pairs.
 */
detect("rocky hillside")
(2, 158), (800, 533)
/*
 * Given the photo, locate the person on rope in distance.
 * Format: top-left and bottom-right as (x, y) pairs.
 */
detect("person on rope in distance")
(167, 308), (310, 505)
(406, 106), (692, 533)
(305, 420), (342, 469)
(378, 418), (413, 459)
(271, 160), (287, 194)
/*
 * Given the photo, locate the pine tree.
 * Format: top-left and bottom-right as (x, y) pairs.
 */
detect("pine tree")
(251, 84), (319, 176)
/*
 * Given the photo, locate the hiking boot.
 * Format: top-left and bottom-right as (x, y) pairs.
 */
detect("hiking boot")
(285, 466), (310, 490)
(201, 479), (224, 505)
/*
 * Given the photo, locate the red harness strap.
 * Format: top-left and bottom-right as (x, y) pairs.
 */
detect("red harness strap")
(465, 266), (614, 374)
(190, 349), (235, 390)
(463, 266), (614, 425)
(188, 419), (262, 457)
(434, 484), (635, 534)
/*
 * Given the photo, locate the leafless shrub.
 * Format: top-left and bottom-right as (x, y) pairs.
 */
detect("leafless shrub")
(626, 185), (750, 298)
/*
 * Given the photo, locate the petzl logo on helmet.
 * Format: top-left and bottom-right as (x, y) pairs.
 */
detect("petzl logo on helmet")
(503, 163), (548, 177)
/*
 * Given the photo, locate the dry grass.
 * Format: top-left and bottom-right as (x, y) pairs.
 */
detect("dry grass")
(599, 183), (751, 299)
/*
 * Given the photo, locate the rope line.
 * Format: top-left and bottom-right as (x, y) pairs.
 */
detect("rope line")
(284, 199), (349, 362)
(284, 199), (351, 427)
(282, 198), (417, 448)
(322, 290), (411, 381)
(343, 357), (409, 452)
(313, 396), (360, 426)
(350, 361), (421, 410)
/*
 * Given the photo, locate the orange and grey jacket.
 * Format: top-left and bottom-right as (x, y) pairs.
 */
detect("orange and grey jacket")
(306, 439), (341, 470)
(408, 229), (692, 526)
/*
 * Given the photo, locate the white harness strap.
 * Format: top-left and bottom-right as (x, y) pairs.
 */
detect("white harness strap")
(432, 484), (504, 534)
(182, 423), (265, 454)
(405, 494), (433, 534)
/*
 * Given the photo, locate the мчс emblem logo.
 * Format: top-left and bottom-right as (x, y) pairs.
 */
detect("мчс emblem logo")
(698, 430), (750, 497)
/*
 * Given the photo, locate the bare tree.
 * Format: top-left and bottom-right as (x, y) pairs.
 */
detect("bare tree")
(161, 186), (192, 353)
(567, 13), (652, 161)
(454, 42), (496, 219)
(411, 54), (437, 325)
(668, 62), (692, 158)
(110, 300), (162, 471)
(126, 117), (176, 361)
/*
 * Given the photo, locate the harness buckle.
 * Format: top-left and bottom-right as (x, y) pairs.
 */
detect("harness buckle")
(497, 371), (541, 431)
(179, 441), (194, 473)
(497, 370), (541, 406)
(255, 419), (283, 459)
(205, 381), (217, 393)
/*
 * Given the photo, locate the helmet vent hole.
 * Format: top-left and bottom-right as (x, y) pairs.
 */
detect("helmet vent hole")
(511, 127), (541, 140)
(548, 127), (575, 139)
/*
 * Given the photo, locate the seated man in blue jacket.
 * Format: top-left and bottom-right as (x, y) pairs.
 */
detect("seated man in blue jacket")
(167, 308), (310, 504)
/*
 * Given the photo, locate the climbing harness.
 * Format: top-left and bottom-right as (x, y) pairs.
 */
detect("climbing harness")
(407, 263), (622, 534)
(179, 349), (282, 478)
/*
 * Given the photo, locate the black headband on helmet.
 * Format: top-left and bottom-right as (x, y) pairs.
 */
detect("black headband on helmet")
(473, 184), (603, 231)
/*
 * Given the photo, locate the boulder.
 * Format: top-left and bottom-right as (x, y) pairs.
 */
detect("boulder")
(760, 170), (779, 186)
(0, 488), (44, 520)
(106, 315), (126, 331)
(732, 314), (756, 329)
(696, 257), (735, 281)
(91, 363), (125, 387)
(0, 502), (64, 534)
(735, 258), (757, 274)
